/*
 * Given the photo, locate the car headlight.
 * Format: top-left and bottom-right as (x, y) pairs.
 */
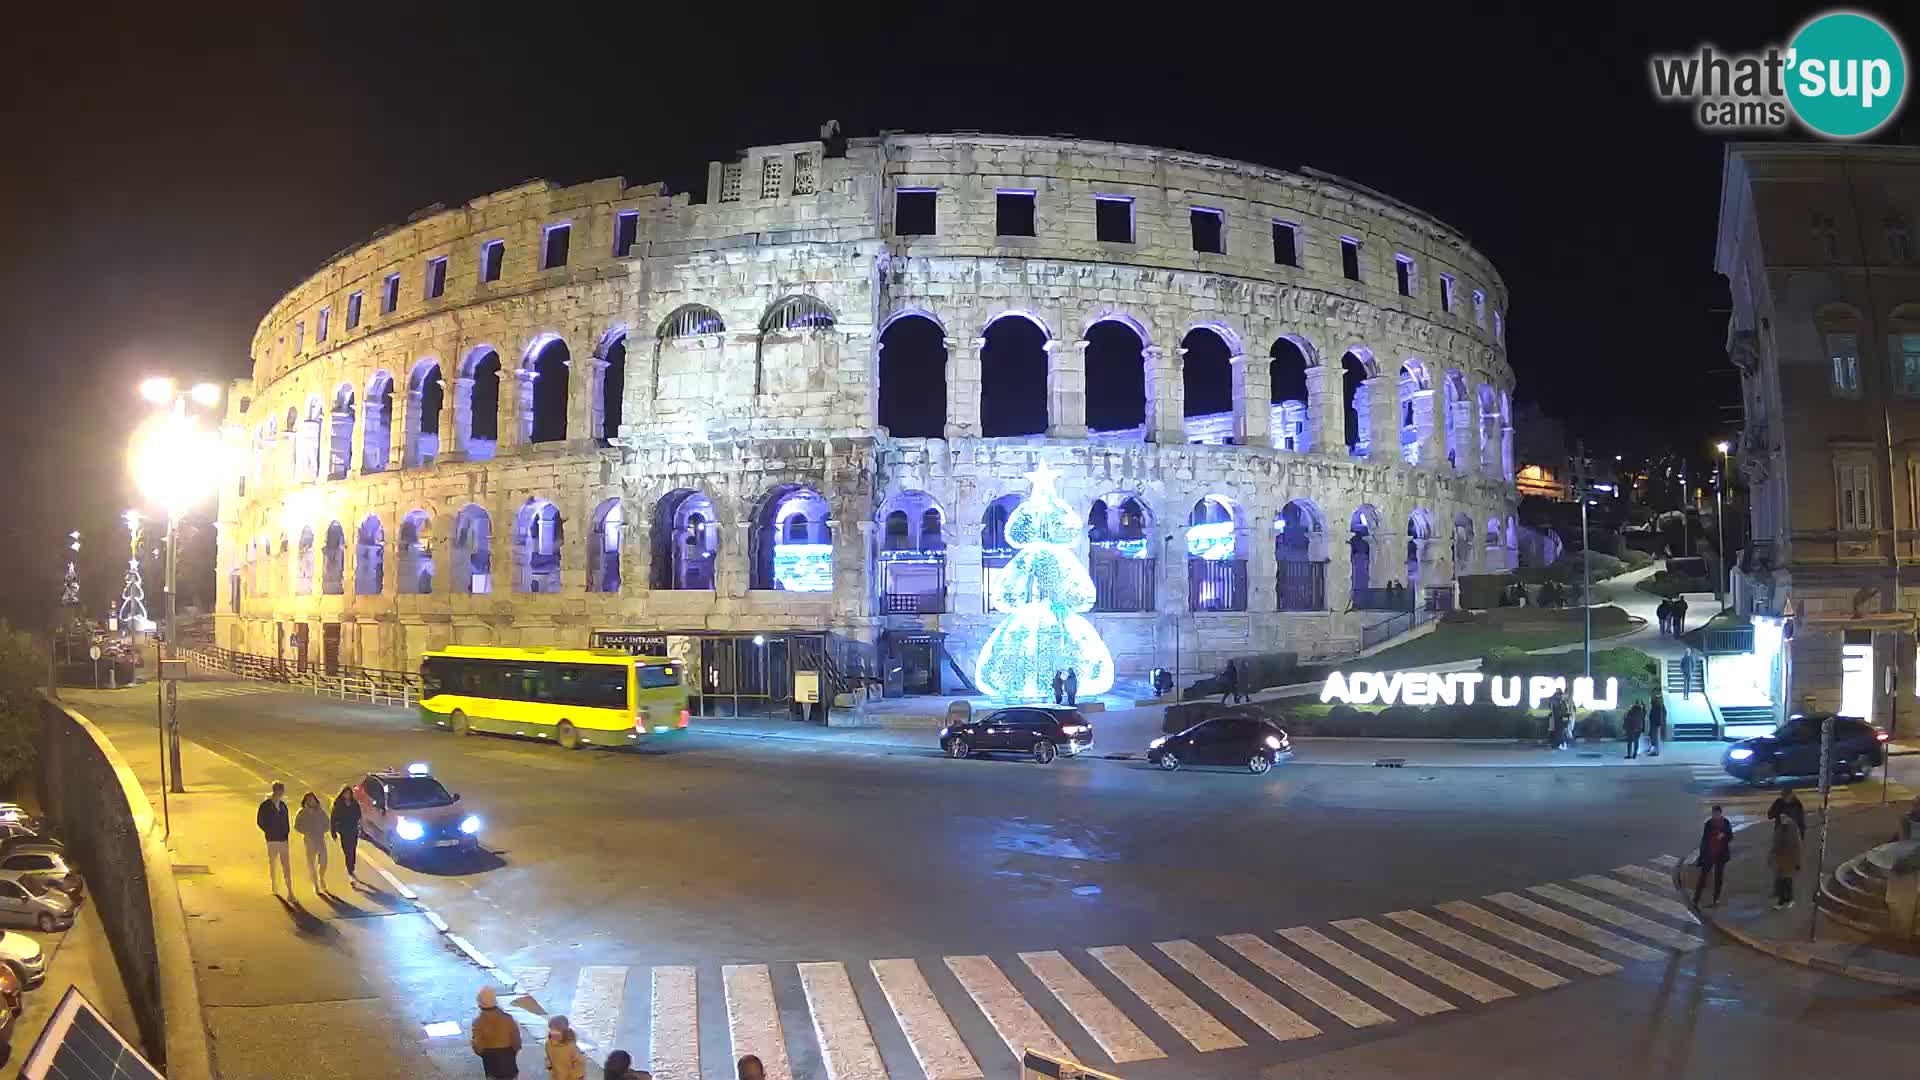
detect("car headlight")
(939, 727), (950, 738)
(1728, 747), (1754, 761)
(1149, 736), (1167, 749)
(459, 815), (482, 835)
(1265, 735), (1282, 750)
(395, 817), (425, 841)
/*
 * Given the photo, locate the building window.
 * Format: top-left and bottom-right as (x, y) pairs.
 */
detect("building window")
(1493, 310), (1503, 342)
(425, 256), (448, 300)
(1272, 221), (1299, 267)
(1828, 332), (1862, 397)
(1472, 289), (1487, 327)
(760, 157), (784, 200)
(1439, 274), (1455, 313)
(317, 306), (330, 344)
(346, 291), (362, 330)
(997, 190), (1035, 237)
(1839, 462), (1873, 531)
(1096, 196), (1134, 243)
(792, 152), (816, 195)
(613, 211), (639, 257)
(480, 239), (504, 283)
(542, 224), (571, 269)
(719, 162), (742, 203)
(1340, 237), (1362, 281)
(1190, 207), (1224, 254)
(1394, 255), (1415, 297)
(381, 274), (400, 315)
(294, 321), (305, 354)
(1813, 212), (1840, 261)
(895, 190), (936, 236)
(1899, 334), (1920, 396)
(1890, 219), (1914, 262)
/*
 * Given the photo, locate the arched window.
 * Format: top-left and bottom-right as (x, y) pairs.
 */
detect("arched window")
(884, 510), (912, 550)
(327, 385), (356, 480)
(878, 490), (947, 613)
(1350, 505), (1379, 604)
(1342, 350), (1373, 457)
(407, 360), (443, 468)
(355, 515), (385, 595)
(650, 489), (718, 590)
(1270, 337), (1313, 452)
(1186, 496), (1248, 612)
(1443, 370), (1469, 472)
(980, 315), (1048, 437)
(451, 505), (492, 594)
(1181, 326), (1235, 445)
(1406, 509), (1434, 593)
(981, 492), (1025, 611)
(588, 498), (623, 593)
(1398, 361), (1429, 466)
(362, 373), (394, 473)
(321, 521), (346, 594)
(398, 510), (433, 594)
(1275, 500), (1328, 611)
(752, 485), (832, 591)
(1478, 384), (1501, 473)
(1452, 512), (1475, 578)
(658, 303), (725, 340)
(1486, 517), (1503, 573)
(459, 348), (501, 461)
(1088, 493), (1155, 611)
(528, 337), (570, 444)
(1085, 318), (1147, 436)
(757, 296), (836, 396)
(598, 333), (626, 441)
(513, 498), (563, 593)
(877, 314), (947, 438)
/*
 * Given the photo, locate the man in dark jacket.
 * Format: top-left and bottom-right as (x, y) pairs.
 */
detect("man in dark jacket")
(256, 781), (291, 897)
(471, 986), (521, 1077)
(1622, 702), (1646, 759)
(1768, 787), (1807, 837)
(1647, 690), (1667, 756)
(330, 787), (362, 885)
(1220, 660), (1238, 704)
(1692, 805), (1735, 907)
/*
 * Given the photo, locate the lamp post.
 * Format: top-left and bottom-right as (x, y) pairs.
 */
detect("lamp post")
(1715, 441), (1731, 609)
(1577, 441), (1591, 685)
(129, 377), (223, 800)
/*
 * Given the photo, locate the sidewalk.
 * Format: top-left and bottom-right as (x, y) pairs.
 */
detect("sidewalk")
(1683, 802), (1920, 988)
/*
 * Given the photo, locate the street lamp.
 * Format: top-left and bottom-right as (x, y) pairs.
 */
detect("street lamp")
(128, 379), (223, 799)
(1715, 440), (1731, 608)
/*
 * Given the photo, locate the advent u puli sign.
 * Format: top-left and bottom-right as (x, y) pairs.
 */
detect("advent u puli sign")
(1321, 672), (1620, 711)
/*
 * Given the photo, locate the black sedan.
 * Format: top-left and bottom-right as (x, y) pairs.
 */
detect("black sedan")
(941, 707), (1093, 764)
(1148, 713), (1292, 774)
(1724, 714), (1887, 784)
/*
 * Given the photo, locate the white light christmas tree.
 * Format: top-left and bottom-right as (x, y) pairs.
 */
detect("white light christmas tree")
(975, 463), (1116, 700)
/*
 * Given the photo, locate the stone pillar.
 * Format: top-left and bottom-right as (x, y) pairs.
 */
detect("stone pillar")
(1304, 365), (1336, 456)
(1248, 506), (1278, 613)
(446, 377), (472, 460)
(582, 357), (610, 442)
(727, 523), (753, 596)
(389, 386), (409, 468)
(1364, 375), (1398, 464)
(488, 497), (514, 596)
(1148, 344), (1184, 444)
(1502, 425), (1515, 481)
(1048, 339), (1085, 439)
(846, 520), (874, 620)
(623, 521), (651, 594)
(1411, 388), (1441, 469)
(1327, 525), (1356, 613)
(1232, 354), (1271, 448)
(949, 337), (981, 440)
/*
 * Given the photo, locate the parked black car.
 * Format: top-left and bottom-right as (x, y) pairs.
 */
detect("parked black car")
(1148, 712), (1292, 774)
(941, 707), (1093, 764)
(1723, 714), (1887, 784)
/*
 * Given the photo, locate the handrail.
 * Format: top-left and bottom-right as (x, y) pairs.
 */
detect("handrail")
(181, 646), (421, 708)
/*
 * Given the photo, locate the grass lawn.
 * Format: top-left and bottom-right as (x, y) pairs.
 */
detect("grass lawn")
(1353, 606), (1642, 670)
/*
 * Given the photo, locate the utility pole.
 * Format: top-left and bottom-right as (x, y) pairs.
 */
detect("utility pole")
(1578, 441), (1592, 685)
(165, 512), (183, 794)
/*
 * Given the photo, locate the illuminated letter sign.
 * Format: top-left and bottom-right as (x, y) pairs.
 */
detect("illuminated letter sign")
(1322, 671), (1618, 710)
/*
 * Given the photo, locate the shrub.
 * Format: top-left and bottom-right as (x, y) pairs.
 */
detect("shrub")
(0, 624), (42, 792)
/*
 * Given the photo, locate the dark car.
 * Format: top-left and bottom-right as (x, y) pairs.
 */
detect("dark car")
(1724, 714), (1887, 784)
(1147, 712), (1292, 774)
(353, 764), (483, 856)
(941, 707), (1093, 764)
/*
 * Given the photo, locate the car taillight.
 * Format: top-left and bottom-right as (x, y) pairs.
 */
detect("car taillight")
(678, 709), (690, 728)
(1876, 731), (1890, 742)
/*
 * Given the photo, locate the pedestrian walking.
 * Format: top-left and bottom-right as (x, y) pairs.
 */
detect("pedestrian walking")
(737, 1056), (766, 1080)
(472, 987), (522, 1078)
(1692, 805), (1734, 907)
(1647, 688), (1666, 756)
(1767, 787), (1807, 837)
(294, 791), (332, 896)
(1770, 813), (1803, 909)
(1655, 598), (1670, 636)
(330, 786), (362, 885)
(601, 1051), (650, 1080)
(1546, 689), (1572, 750)
(1220, 660), (1238, 704)
(256, 781), (292, 897)
(1675, 595), (1691, 634)
(1622, 701), (1646, 759)
(1064, 667), (1079, 706)
(1051, 670), (1065, 705)
(1680, 648), (1698, 699)
(544, 1016), (588, 1080)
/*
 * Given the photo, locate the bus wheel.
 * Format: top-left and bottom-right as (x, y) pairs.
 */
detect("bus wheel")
(450, 709), (471, 736)
(557, 721), (581, 750)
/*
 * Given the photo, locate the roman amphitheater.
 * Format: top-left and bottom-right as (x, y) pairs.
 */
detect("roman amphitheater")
(213, 129), (1517, 710)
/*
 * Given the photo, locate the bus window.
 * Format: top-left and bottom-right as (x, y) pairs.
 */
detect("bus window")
(638, 664), (680, 689)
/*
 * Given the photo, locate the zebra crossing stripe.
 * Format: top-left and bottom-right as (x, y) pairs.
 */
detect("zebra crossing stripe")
(1528, 885), (1704, 951)
(650, 966), (700, 1080)
(569, 965), (628, 1052)
(869, 959), (982, 1080)
(1435, 901), (1620, 976)
(945, 955), (1072, 1063)
(1614, 864), (1678, 889)
(797, 962), (888, 1080)
(1331, 919), (1514, 1004)
(511, 966), (552, 994)
(1381, 911), (1567, 991)
(1019, 951), (1165, 1063)
(723, 964), (793, 1080)
(1483, 893), (1664, 962)
(1218, 933), (1394, 1029)
(1155, 939), (1321, 1042)
(1086, 946), (1244, 1052)
(1576, 875), (1701, 924)
(1650, 855), (1681, 868)
(1278, 927), (1453, 1017)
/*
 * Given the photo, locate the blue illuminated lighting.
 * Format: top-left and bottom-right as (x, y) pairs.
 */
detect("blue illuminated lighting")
(1091, 538), (1149, 558)
(1186, 520), (1236, 561)
(772, 543), (834, 592)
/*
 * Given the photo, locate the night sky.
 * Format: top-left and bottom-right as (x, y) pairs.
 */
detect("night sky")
(3, 3), (1913, 625)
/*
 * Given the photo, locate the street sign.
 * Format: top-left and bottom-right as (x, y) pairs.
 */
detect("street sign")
(795, 670), (820, 704)
(158, 658), (188, 680)
(88, 645), (101, 661)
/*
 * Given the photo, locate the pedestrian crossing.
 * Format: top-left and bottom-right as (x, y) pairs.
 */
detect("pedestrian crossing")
(1687, 764), (1913, 830)
(173, 682), (280, 700)
(501, 859), (1708, 1078)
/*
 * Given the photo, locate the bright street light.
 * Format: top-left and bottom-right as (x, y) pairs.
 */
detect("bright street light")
(1715, 440), (1731, 454)
(190, 382), (222, 407)
(128, 406), (222, 519)
(138, 377), (175, 404)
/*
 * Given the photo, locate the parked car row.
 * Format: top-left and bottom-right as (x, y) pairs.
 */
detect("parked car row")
(938, 705), (1294, 776)
(0, 803), (76, 1063)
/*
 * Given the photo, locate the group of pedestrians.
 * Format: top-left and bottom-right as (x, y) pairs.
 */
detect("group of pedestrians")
(1690, 788), (1807, 910)
(1218, 659), (1252, 704)
(255, 780), (363, 899)
(471, 985), (767, 1077)
(1050, 668), (1080, 706)
(1656, 594), (1690, 636)
(1620, 690), (1667, 759)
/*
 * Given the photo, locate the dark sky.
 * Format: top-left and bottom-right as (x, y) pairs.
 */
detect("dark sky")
(2, 2), (1912, 624)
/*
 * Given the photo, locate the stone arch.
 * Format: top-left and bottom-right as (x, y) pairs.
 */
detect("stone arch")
(1186, 494), (1249, 612)
(1478, 384), (1500, 473)
(355, 514), (385, 595)
(1275, 498), (1329, 611)
(295, 525), (315, 595)
(1452, 511), (1475, 578)
(321, 520), (346, 594)
(1084, 316), (1149, 437)
(757, 295), (837, 397)
(458, 346), (502, 461)
(525, 334), (570, 444)
(751, 484), (833, 591)
(1348, 504), (1380, 599)
(981, 491), (1027, 612)
(878, 490), (947, 613)
(1486, 516), (1503, 572)
(1397, 360), (1431, 466)
(1087, 492), (1156, 611)
(587, 497), (624, 593)
(979, 312), (1050, 437)
(1341, 349), (1374, 457)
(362, 371), (394, 473)
(451, 504), (492, 594)
(658, 303), (726, 340)
(877, 313), (947, 438)
(327, 384), (356, 480)
(512, 497), (564, 593)
(650, 488), (719, 590)
(406, 358), (444, 468)
(1442, 368), (1470, 472)
(1181, 325), (1236, 445)
(1405, 508), (1435, 592)
(596, 328), (627, 442)
(1269, 336), (1314, 452)
(398, 510), (433, 594)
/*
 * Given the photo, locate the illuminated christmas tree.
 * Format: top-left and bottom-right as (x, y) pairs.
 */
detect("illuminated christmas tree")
(975, 463), (1116, 700)
(119, 514), (148, 629)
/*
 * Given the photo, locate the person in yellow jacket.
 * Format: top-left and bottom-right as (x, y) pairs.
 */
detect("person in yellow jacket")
(545, 1015), (588, 1080)
(472, 987), (522, 1078)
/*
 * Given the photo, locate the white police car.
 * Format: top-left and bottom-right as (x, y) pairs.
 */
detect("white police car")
(352, 763), (483, 855)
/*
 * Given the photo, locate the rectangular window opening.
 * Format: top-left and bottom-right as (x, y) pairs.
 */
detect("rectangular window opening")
(895, 190), (936, 236)
(1096, 196), (1134, 243)
(1394, 255), (1414, 297)
(1190, 207), (1224, 254)
(996, 190), (1036, 237)
(1439, 274), (1455, 313)
(1340, 237), (1362, 281)
(1472, 289), (1487, 327)
(345, 291), (362, 330)
(316, 306), (330, 344)
(613, 211), (639, 257)
(425, 256), (448, 300)
(293, 321), (305, 354)
(481, 239), (504, 283)
(1272, 221), (1299, 266)
(1828, 332), (1861, 397)
(1901, 334), (1920, 396)
(381, 274), (400, 315)
(542, 223), (571, 269)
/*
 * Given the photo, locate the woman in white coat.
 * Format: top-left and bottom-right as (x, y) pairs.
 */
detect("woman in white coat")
(293, 791), (333, 897)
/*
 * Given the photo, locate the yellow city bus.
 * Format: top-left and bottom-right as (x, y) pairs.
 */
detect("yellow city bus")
(418, 645), (689, 750)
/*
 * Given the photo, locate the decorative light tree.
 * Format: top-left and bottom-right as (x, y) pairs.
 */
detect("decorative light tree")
(974, 463), (1116, 700)
(119, 511), (148, 631)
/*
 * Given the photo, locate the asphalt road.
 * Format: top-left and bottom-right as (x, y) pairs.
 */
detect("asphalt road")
(66, 684), (1920, 1079)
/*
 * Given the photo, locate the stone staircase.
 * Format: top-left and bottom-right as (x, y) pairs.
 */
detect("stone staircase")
(1820, 840), (1920, 934)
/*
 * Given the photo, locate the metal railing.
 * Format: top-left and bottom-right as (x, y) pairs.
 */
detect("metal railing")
(1358, 606), (1440, 650)
(1276, 560), (1328, 612)
(182, 646), (422, 708)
